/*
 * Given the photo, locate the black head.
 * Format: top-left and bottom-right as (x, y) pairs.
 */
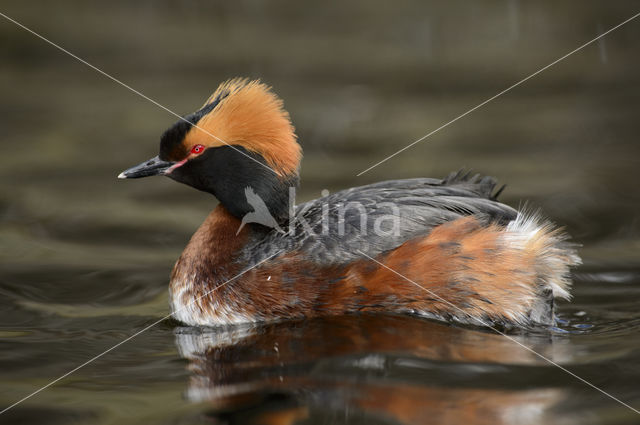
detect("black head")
(119, 78), (302, 225)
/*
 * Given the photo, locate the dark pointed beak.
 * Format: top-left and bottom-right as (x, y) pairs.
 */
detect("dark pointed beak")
(118, 155), (175, 179)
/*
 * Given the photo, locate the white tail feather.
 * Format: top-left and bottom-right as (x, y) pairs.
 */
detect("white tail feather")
(503, 212), (582, 301)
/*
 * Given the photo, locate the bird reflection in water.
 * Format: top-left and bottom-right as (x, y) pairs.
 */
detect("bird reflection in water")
(174, 314), (572, 425)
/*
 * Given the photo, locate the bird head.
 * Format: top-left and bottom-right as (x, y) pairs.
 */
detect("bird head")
(119, 78), (301, 222)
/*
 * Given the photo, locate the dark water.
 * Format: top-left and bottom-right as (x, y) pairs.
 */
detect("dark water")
(1, 1), (640, 424)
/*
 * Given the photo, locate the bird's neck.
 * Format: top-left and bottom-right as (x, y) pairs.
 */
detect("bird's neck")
(215, 171), (298, 226)
(209, 146), (299, 225)
(170, 145), (300, 226)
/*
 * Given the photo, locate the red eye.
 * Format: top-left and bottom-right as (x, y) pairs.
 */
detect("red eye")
(191, 144), (204, 154)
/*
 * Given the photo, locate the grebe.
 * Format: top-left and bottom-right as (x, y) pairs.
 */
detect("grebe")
(119, 78), (581, 328)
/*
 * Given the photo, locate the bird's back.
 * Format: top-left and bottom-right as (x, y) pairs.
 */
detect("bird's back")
(241, 171), (517, 266)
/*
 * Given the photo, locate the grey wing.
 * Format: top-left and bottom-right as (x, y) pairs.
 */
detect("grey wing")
(243, 171), (517, 266)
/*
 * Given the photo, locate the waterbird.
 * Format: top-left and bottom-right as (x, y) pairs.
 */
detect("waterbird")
(119, 78), (581, 328)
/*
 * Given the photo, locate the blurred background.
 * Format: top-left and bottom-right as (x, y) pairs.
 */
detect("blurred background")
(1, 1), (639, 424)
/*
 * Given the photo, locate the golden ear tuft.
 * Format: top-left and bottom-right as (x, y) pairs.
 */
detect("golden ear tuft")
(184, 78), (302, 176)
